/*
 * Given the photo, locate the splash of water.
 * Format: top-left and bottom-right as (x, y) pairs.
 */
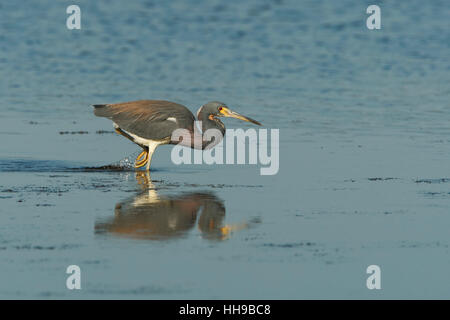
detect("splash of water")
(83, 150), (141, 171)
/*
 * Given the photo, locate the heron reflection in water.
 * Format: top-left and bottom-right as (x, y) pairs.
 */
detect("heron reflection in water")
(95, 172), (255, 241)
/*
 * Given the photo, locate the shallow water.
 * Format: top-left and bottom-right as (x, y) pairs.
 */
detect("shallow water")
(0, 0), (449, 299)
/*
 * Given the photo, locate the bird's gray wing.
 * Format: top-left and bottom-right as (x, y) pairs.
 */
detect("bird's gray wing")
(93, 100), (195, 140)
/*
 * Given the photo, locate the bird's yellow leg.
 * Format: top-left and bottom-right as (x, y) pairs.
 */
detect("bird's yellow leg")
(114, 127), (149, 168)
(135, 158), (148, 168)
(135, 152), (148, 167)
(136, 150), (147, 163)
(135, 150), (149, 168)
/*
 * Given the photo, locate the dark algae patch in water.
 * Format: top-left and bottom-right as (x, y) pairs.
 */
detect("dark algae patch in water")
(80, 165), (132, 172)
(415, 178), (450, 184)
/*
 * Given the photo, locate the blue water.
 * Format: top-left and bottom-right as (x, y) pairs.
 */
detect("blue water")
(0, 0), (449, 298)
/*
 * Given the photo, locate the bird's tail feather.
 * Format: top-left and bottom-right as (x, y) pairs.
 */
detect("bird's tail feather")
(92, 104), (111, 118)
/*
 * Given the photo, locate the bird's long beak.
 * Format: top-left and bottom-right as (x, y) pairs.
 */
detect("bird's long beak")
(219, 107), (262, 126)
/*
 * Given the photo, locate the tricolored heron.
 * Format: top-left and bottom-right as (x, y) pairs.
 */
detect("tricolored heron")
(93, 100), (261, 170)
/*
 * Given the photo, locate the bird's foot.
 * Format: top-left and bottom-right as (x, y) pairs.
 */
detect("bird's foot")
(135, 150), (149, 168)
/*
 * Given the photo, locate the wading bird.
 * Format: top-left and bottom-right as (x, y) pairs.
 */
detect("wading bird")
(93, 100), (261, 170)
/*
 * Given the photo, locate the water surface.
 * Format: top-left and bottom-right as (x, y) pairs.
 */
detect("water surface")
(0, 0), (449, 298)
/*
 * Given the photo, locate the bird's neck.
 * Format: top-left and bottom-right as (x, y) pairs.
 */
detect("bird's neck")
(196, 107), (225, 149)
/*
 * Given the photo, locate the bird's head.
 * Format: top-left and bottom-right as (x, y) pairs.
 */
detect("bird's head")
(200, 101), (262, 126)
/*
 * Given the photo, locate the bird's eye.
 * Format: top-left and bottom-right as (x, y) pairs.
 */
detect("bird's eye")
(218, 107), (223, 111)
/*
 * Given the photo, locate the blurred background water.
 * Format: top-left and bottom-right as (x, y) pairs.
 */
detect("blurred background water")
(0, 0), (449, 298)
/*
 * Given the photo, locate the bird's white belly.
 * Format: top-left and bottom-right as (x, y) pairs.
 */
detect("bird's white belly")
(127, 130), (154, 146)
(113, 122), (169, 147)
